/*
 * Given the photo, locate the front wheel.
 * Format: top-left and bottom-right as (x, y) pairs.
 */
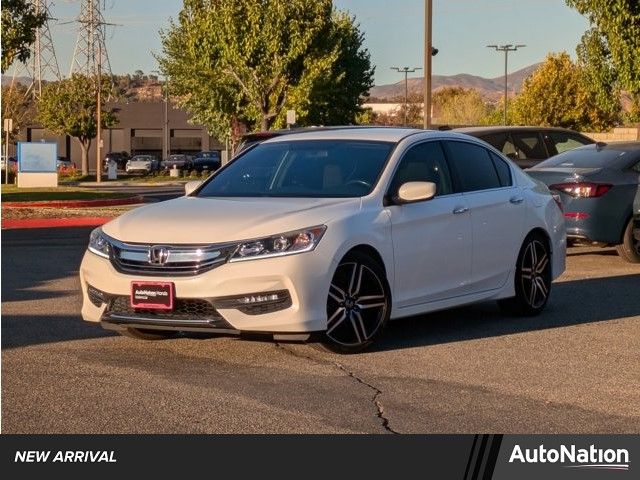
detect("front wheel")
(615, 218), (640, 263)
(320, 252), (391, 354)
(499, 233), (552, 316)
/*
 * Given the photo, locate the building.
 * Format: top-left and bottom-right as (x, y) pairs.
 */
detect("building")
(18, 102), (223, 170)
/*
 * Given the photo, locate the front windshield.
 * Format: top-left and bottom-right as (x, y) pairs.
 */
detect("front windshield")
(196, 140), (394, 198)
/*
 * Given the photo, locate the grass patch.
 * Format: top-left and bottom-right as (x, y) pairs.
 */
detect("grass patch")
(1, 186), (132, 203)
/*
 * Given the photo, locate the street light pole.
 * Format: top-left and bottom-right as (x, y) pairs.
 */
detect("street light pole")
(486, 44), (526, 125)
(96, 39), (102, 183)
(152, 70), (169, 160)
(424, 0), (432, 129)
(390, 67), (421, 126)
(164, 77), (169, 159)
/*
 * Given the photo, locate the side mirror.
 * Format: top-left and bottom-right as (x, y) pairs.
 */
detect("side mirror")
(184, 180), (203, 196)
(395, 181), (436, 204)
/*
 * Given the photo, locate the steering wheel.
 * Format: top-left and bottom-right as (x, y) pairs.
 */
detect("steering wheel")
(345, 179), (372, 190)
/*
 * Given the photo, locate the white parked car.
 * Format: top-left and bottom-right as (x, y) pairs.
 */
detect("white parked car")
(80, 128), (566, 352)
(125, 155), (158, 174)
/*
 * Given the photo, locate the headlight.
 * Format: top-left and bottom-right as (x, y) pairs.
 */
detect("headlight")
(230, 225), (326, 262)
(88, 227), (111, 258)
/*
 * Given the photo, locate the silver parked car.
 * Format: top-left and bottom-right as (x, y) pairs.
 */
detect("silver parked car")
(125, 155), (159, 174)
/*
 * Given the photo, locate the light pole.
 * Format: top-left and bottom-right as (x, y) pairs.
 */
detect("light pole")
(486, 44), (525, 125)
(424, 0), (432, 129)
(153, 70), (169, 160)
(390, 67), (422, 126)
(96, 38), (102, 183)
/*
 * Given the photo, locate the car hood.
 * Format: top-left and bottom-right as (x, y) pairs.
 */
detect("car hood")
(102, 196), (361, 244)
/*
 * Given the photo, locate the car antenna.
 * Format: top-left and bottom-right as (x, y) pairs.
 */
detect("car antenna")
(595, 141), (607, 150)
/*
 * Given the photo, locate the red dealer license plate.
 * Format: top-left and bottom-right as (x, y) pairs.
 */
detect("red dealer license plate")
(130, 281), (174, 310)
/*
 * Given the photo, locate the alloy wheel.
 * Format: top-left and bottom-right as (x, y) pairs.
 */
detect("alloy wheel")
(326, 261), (388, 347)
(520, 240), (550, 309)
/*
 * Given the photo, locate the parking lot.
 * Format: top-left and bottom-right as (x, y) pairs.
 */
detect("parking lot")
(2, 226), (639, 433)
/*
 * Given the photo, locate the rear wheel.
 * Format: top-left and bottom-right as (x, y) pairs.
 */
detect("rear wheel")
(615, 218), (640, 263)
(320, 252), (390, 354)
(499, 233), (552, 316)
(118, 328), (178, 340)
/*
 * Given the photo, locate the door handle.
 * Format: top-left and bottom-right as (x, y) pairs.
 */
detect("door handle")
(510, 196), (524, 204)
(452, 206), (469, 214)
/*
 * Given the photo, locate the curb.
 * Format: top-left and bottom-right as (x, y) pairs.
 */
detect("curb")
(2, 195), (144, 209)
(2, 217), (114, 230)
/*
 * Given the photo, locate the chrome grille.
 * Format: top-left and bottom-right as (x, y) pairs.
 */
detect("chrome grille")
(109, 239), (237, 276)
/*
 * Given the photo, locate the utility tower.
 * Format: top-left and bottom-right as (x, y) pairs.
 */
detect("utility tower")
(69, 0), (113, 80)
(10, 0), (61, 98)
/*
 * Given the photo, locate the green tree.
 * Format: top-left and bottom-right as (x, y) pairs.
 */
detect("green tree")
(433, 87), (490, 126)
(576, 28), (621, 128)
(511, 52), (614, 130)
(566, 0), (640, 117)
(38, 75), (117, 175)
(296, 11), (374, 126)
(0, 84), (37, 143)
(158, 0), (373, 145)
(1, 0), (47, 72)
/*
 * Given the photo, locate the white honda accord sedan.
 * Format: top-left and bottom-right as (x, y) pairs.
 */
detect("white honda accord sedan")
(80, 128), (566, 352)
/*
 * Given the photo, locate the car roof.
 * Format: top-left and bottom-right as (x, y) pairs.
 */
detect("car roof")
(260, 126), (467, 143)
(453, 125), (590, 135)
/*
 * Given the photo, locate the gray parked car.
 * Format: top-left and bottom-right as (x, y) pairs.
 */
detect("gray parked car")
(527, 142), (640, 263)
(125, 155), (159, 174)
(161, 154), (193, 170)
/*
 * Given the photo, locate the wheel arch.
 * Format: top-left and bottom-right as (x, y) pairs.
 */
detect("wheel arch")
(341, 244), (387, 277)
(525, 227), (552, 250)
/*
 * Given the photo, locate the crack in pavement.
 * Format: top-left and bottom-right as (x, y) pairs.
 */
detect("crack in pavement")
(275, 343), (399, 434)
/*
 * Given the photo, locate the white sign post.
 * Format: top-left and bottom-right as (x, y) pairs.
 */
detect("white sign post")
(3, 118), (13, 185)
(286, 110), (296, 128)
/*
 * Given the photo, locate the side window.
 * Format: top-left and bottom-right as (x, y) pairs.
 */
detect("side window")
(489, 152), (512, 187)
(512, 132), (547, 159)
(548, 131), (592, 154)
(478, 132), (518, 159)
(630, 161), (640, 173)
(390, 141), (453, 197)
(444, 141), (501, 192)
(477, 132), (509, 151)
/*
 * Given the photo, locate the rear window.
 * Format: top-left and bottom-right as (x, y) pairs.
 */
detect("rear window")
(533, 147), (633, 169)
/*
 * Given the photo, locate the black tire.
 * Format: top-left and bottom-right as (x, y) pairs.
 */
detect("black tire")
(319, 251), (391, 354)
(118, 328), (178, 341)
(498, 232), (552, 316)
(615, 218), (640, 264)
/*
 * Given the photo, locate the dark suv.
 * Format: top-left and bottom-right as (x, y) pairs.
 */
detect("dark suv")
(192, 151), (222, 172)
(454, 126), (594, 169)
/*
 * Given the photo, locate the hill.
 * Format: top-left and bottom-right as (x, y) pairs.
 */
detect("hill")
(369, 64), (540, 102)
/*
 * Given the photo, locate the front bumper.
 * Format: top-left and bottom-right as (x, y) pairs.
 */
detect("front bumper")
(79, 246), (336, 334)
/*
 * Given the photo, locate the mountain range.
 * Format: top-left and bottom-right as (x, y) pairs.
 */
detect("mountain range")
(369, 63), (540, 102)
(3, 63), (542, 104)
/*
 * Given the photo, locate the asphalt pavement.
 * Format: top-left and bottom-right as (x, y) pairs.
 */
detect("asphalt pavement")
(2, 227), (639, 433)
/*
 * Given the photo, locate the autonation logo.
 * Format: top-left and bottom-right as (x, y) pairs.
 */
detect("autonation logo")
(509, 444), (630, 471)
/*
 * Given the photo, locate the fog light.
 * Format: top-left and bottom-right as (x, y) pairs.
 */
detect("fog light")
(239, 293), (281, 304)
(214, 290), (292, 315)
(87, 285), (109, 307)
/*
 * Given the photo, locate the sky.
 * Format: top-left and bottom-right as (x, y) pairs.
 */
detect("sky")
(24, 0), (590, 86)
